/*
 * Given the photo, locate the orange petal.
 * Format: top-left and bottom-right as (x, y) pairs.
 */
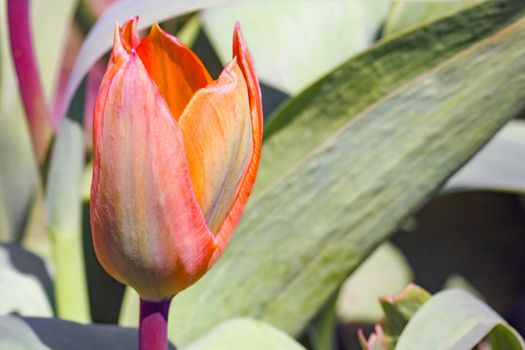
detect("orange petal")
(210, 24), (263, 261)
(91, 51), (216, 301)
(136, 24), (212, 121)
(179, 59), (252, 234)
(120, 16), (140, 52)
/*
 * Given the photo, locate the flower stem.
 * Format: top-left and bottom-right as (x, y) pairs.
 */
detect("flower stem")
(7, 0), (53, 166)
(139, 298), (172, 350)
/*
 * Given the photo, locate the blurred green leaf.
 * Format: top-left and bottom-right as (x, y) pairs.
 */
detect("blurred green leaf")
(0, 0), (78, 243)
(45, 118), (89, 323)
(306, 293), (338, 350)
(183, 318), (305, 350)
(336, 243), (413, 323)
(397, 289), (525, 349)
(164, 1), (525, 344)
(0, 315), (176, 350)
(60, 0), (242, 122)
(384, 0), (483, 36)
(0, 316), (50, 350)
(31, 0), (78, 102)
(445, 120), (525, 194)
(380, 285), (431, 338)
(0, 244), (53, 317)
(201, 0), (390, 94)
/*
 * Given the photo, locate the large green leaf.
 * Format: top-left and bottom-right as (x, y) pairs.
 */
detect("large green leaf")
(258, 0), (525, 192)
(165, 2), (525, 344)
(183, 318), (305, 350)
(396, 289), (525, 349)
(201, 1), (390, 94)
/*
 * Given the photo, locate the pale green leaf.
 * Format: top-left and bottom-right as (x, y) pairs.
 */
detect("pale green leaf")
(0, 315), (160, 349)
(183, 319), (306, 350)
(0, 246), (52, 318)
(383, 0), (483, 36)
(445, 120), (525, 194)
(397, 289), (525, 350)
(46, 118), (85, 240)
(336, 243), (413, 323)
(45, 118), (89, 322)
(0, 316), (50, 350)
(168, 2), (525, 343)
(201, 0), (390, 93)
(31, 0), (78, 102)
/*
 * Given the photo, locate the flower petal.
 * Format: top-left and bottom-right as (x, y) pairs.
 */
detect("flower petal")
(136, 24), (212, 121)
(91, 51), (216, 301)
(211, 24), (263, 261)
(120, 16), (140, 52)
(178, 59), (252, 235)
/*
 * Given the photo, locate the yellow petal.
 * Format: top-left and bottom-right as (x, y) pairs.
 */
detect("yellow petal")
(179, 59), (252, 234)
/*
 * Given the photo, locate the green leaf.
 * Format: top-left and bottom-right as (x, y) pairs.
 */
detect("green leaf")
(379, 285), (431, 338)
(0, 244), (53, 318)
(0, 316), (50, 350)
(336, 243), (413, 323)
(306, 293), (338, 350)
(183, 318), (306, 350)
(396, 289), (525, 350)
(359, 284), (431, 350)
(0, 0), (78, 242)
(167, 1), (525, 344)
(383, 0), (483, 36)
(0, 315), (176, 350)
(445, 120), (525, 194)
(45, 118), (89, 323)
(201, 1), (390, 94)
(259, 0), (525, 192)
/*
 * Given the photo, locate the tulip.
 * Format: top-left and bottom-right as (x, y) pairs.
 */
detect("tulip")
(90, 18), (262, 349)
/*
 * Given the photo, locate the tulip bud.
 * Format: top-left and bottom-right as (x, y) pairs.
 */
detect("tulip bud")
(90, 18), (262, 303)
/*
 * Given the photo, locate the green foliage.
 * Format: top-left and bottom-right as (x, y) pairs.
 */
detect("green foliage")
(201, 1), (389, 94)
(183, 318), (306, 350)
(397, 289), (524, 349)
(384, 0), (482, 36)
(165, 1), (525, 344)
(45, 118), (89, 322)
(1, 0), (524, 348)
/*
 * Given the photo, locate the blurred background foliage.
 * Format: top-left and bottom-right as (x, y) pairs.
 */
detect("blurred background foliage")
(0, 0), (524, 349)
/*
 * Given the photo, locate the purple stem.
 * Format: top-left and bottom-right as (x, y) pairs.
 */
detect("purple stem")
(7, 0), (53, 165)
(139, 298), (172, 350)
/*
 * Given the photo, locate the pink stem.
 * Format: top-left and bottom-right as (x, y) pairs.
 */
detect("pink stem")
(139, 298), (172, 350)
(7, 0), (53, 165)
